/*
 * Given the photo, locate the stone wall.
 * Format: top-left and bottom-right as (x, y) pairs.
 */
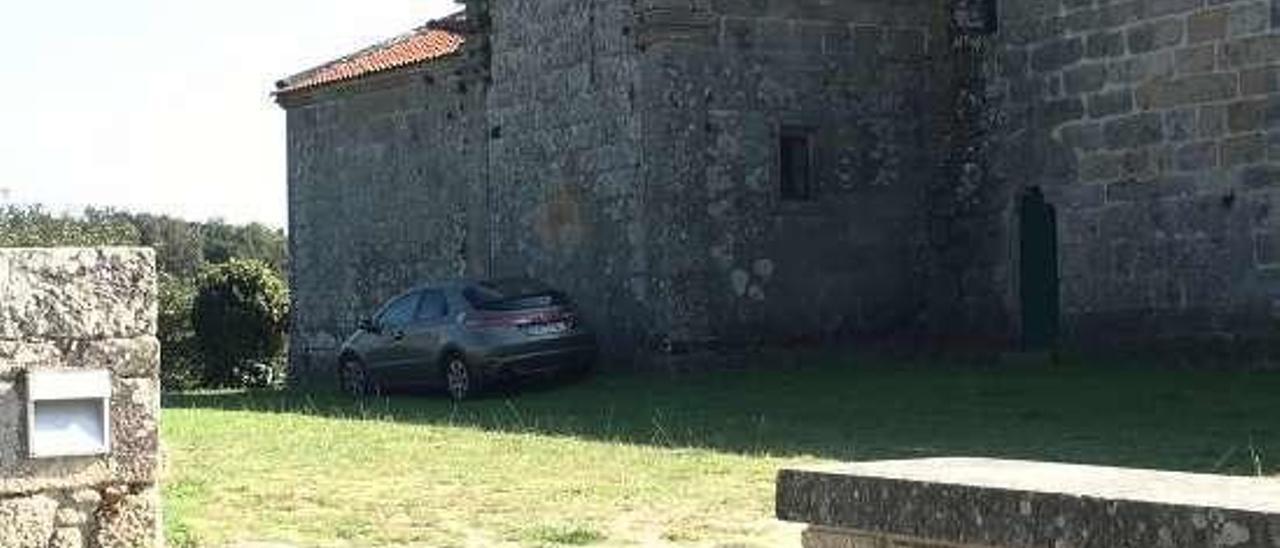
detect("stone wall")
(484, 0), (650, 354)
(0, 248), (161, 548)
(282, 56), (490, 378)
(981, 0), (1280, 350)
(635, 0), (949, 348)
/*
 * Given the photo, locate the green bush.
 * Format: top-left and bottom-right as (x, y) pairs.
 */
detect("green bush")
(158, 274), (202, 391)
(193, 260), (289, 388)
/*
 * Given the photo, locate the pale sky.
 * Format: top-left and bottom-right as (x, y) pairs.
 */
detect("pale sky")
(0, 0), (460, 228)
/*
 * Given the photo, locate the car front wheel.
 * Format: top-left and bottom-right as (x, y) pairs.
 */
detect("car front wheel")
(444, 354), (480, 401)
(339, 356), (372, 397)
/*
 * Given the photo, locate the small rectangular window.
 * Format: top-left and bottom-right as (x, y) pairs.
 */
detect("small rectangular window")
(955, 0), (998, 35)
(780, 130), (814, 201)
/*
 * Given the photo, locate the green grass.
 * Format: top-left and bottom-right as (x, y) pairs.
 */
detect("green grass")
(161, 355), (1280, 546)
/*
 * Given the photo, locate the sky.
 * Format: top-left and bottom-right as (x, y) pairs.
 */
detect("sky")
(0, 0), (460, 228)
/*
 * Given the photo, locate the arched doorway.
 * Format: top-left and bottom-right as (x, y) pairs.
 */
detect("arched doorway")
(1019, 187), (1060, 350)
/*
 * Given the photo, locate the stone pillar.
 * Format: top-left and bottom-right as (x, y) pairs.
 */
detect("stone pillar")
(0, 248), (161, 548)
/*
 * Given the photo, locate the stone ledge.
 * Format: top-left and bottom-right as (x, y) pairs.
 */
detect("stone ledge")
(777, 458), (1280, 547)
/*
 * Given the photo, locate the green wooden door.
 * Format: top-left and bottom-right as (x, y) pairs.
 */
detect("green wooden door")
(1019, 188), (1060, 350)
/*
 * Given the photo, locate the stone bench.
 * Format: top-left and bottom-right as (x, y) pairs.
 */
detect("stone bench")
(776, 458), (1280, 548)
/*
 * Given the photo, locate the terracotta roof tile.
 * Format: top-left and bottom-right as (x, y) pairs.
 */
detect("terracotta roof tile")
(277, 17), (466, 93)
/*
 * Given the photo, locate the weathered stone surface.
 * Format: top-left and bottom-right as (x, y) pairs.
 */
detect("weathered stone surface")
(1241, 66), (1280, 96)
(1087, 89), (1133, 118)
(0, 248), (156, 340)
(1085, 30), (1124, 58)
(49, 527), (82, 548)
(55, 506), (86, 527)
(1227, 34), (1280, 68)
(1224, 134), (1267, 167)
(1064, 64), (1106, 95)
(1136, 73), (1239, 109)
(0, 337), (159, 382)
(1031, 37), (1083, 72)
(0, 341), (62, 381)
(0, 380), (25, 463)
(70, 488), (101, 510)
(1127, 17), (1184, 53)
(1103, 112), (1164, 148)
(1175, 44), (1217, 74)
(778, 458), (1280, 548)
(1175, 140), (1219, 171)
(95, 485), (160, 548)
(1188, 8), (1229, 44)
(0, 494), (58, 548)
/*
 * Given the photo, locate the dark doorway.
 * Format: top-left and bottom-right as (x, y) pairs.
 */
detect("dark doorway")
(1019, 187), (1060, 350)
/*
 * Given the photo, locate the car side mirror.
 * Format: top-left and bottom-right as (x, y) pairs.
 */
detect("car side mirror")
(358, 317), (379, 333)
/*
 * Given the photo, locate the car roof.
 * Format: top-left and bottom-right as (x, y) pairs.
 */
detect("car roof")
(404, 278), (471, 293)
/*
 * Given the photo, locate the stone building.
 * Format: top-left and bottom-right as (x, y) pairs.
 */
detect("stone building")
(276, 0), (1280, 378)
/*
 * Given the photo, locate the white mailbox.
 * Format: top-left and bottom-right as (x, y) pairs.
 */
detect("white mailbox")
(26, 370), (112, 458)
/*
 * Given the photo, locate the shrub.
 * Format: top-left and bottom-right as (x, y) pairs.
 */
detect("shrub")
(158, 274), (202, 391)
(192, 259), (289, 388)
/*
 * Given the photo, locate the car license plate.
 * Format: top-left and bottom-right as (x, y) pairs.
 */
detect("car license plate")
(526, 321), (569, 336)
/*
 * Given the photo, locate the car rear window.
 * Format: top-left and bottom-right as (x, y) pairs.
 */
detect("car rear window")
(464, 279), (568, 311)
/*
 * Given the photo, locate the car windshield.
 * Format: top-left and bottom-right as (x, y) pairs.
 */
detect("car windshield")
(464, 278), (568, 311)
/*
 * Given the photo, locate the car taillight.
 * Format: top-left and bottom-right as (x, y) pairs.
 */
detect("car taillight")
(464, 310), (576, 330)
(464, 314), (522, 329)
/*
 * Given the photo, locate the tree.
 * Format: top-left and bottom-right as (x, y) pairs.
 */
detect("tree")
(200, 220), (287, 275)
(192, 259), (290, 388)
(131, 213), (204, 279)
(0, 205), (139, 247)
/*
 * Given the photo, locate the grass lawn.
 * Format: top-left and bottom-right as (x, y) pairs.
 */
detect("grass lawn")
(162, 355), (1280, 547)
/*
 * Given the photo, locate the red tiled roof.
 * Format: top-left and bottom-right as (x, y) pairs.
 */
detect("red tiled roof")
(276, 17), (466, 94)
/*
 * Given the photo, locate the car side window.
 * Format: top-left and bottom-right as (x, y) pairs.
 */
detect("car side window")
(378, 293), (419, 330)
(415, 290), (448, 322)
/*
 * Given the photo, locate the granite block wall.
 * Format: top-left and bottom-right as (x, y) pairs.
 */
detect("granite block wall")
(635, 0), (949, 348)
(982, 0), (1280, 350)
(282, 59), (490, 377)
(484, 0), (651, 353)
(0, 248), (161, 548)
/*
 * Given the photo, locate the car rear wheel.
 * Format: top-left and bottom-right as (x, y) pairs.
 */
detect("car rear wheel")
(339, 357), (372, 397)
(444, 354), (480, 401)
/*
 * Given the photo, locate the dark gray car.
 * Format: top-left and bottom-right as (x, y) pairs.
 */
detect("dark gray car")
(337, 278), (598, 400)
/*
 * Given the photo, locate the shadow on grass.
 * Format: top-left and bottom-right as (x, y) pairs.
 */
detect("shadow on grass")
(164, 351), (1280, 475)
